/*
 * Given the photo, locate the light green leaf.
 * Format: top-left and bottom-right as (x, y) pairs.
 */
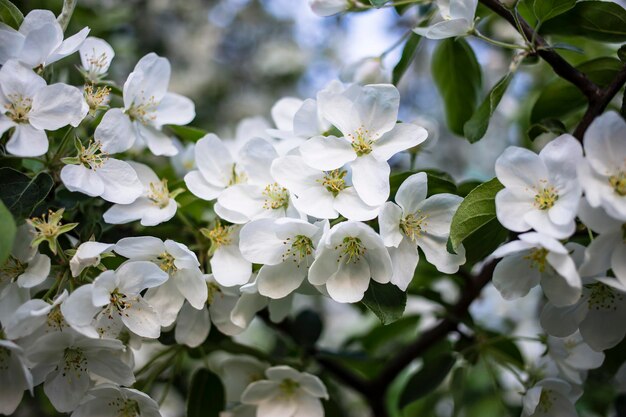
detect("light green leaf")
(449, 178), (504, 252)
(392, 33), (421, 85)
(0, 200), (17, 266)
(533, 0), (576, 23)
(362, 281), (406, 325)
(432, 38), (482, 136)
(187, 369), (225, 417)
(166, 125), (208, 142)
(399, 352), (456, 408)
(463, 73), (514, 143)
(0, 168), (54, 219)
(541, 1), (626, 42)
(0, 0), (23, 29)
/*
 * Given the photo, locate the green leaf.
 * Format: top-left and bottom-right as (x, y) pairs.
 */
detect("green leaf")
(166, 125), (208, 142)
(361, 281), (406, 325)
(0, 200), (17, 266)
(392, 33), (421, 85)
(533, 0), (576, 23)
(0, 0), (23, 29)
(486, 337), (525, 369)
(463, 73), (514, 143)
(449, 178), (504, 253)
(187, 369), (225, 417)
(460, 217), (509, 264)
(531, 58), (623, 123)
(0, 168), (54, 219)
(432, 38), (482, 136)
(541, 1), (626, 42)
(399, 353), (456, 408)
(527, 118), (567, 141)
(619, 45), (626, 62)
(369, 0), (388, 6)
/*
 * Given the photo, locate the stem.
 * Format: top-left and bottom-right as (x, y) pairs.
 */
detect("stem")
(50, 127), (74, 165)
(57, 0), (78, 32)
(472, 28), (528, 51)
(380, 29), (412, 59)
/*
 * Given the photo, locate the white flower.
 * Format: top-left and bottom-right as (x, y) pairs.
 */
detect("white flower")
(78, 37), (114, 82)
(544, 331), (604, 384)
(541, 276), (626, 351)
(0, 339), (33, 416)
(413, 0), (477, 39)
(271, 155), (380, 221)
(171, 140), (196, 177)
(241, 366), (328, 417)
(492, 233), (581, 307)
(103, 162), (180, 226)
(300, 83), (428, 206)
(4, 290), (68, 340)
(0, 60), (87, 157)
(577, 111), (626, 221)
(378, 172), (465, 290)
(216, 356), (268, 403)
(203, 223), (252, 287)
(27, 331), (134, 412)
(94, 53), (195, 156)
(62, 261), (168, 339)
(521, 378), (579, 417)
(114, 236), (207, 326)
(239, 218), (327, 299)
(0, 9), (89, 68)
(69, 241), (115, 277)
(309, 221), (392, 303)
(341, 57), (390, 85)
(495, 134), (583, 239)
(71, 384), (161, 417)
(308, 0), (351, 16)
(577, 198), (626, 285)
(0, 223), (50, 288)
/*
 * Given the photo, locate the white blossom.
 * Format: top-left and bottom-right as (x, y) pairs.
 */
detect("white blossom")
(378, 172), (465, 290)
(78, 37), (114, 82)
(543, 332), (605, 384)
(521, 378), (579, 417)
(495, 134), (583, 239)
(413, 0), (477, 39)
(203, 223), (252, 287)
(71, 384), (161, 417)
(308, 0), (351, 16)
(0, 339), (33, 415)
(4, 290), (68, 340)
(0, 60), (87, 157)
(215, 356), (268, 403)
(0, 223), (50, 288)
(69, 241), (115, 277)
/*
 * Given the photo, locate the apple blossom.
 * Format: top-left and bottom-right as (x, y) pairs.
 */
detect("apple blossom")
(94, 53), (195, 156)
(202, 223), (252, 287)
(521, 378), (579, 417)
(0, 9), (89, 68)
(543, 332), (605, 384)
(69, 241), (115, 277)
(300, 83), (428, 206)
(414, 0), (477, 40)
(495, 134), (583, 239)
(378, 172), (465, 290)
(309, 221), (392, 303)
(78, 37), (114, 82)
(0, 339), (33, 416)
(71, 384), (161, 417)
(0, 223), (50, 288)
(0, 60), (87, 157)
(4, 290), (68, 340)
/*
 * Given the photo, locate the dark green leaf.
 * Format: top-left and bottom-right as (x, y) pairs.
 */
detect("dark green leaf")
(449, 178), (503, 253)
(351, 315), (420, 354)
(460, 218), (509, 264)
(289, 310), (323, 348)
(399, 353), (456, 408)
(0, 0), (23, 29)
(432, 38), (482, 136)
(392, 33), (421, 85)
(463, 73), (514, 143)
(486, 337), (525, 369)
(533, 0), (576, 23)
(527, 118), (567, 141)
(187, 369), (225, 417)
(531, 58), (623, 123)
(541, 1), (626, 42)
(0, 200), (17, 266)
(619, 45), (626, 62)
(166, 125), (208, 142)
(361, 281), (406, 325)
(0, 168), (54, 219)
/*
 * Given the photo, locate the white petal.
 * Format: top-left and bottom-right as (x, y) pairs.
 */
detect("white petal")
(143, 280), (184, 326)
(123, 53), (171, 107)
(395, 172), (427, 214)
(293, 186), (338, 219)
(257, 262), (307, 299)
(524, 209), (576, 239)
(544, 253), (581, 307)
(241, 381), (280, 404)
(211, 245), (252, 287)
(237, 137), (278, 184)
(154, 92), (195, 128)
(47, 27), (90, 65)
(0, 60), (46, 98)
(44, 368), (89, 412)
(378, 202), (404, 247)
(326, 260), (371, 303)
(116, 261), (168, 294)
(414, 19), (472, 39)
(492, 253), (540, 300)
(17, 253), (50, 288)
(540, 134), (582, 186)
(173, 268), (208, 310)
(60, 164), (105, 198)
(114, 236), (164, 259)
(79, 36), (114, 75)
(61, 284), (99, 328)
(495, 146), (548, 189)
(0, 26), (23, 66)
(583, 111), (626, 175)
(120, 297), (162, 338)
(184, 170), (223, 200)
(333, 187), (380, 221)
(271, 97), (302, 131)
(175, 302), (210, 348)
(193, 133), (235, 188)
(540, 302), (587, 338)
(271, 155), (322, 195)
(94, 108), (136, 154)
(19, 23), (61, 67)
(137, 123), (178, 156)
(86, 351), (135, 386)
(300, 135), (356, 171)
(29, 84), (86, 130)
(419, 234), (465, 274)
(577, 197), (620, 234)
(388, 238), (419, 291)
(372, 123), (428, 161)
(350, 154), (390, 206)
(98, 159), (143, 204)
(239, 219), (286, 265)
(6, 124), (48, 157)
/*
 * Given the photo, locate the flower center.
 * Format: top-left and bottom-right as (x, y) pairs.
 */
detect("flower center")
(46, 305), (67, 331)
(279, 379), (300, 396)
(318, 169), (347, 196)
(109, 289), (130, 312)
(5, 94), (32, 123)
(201, 222), (233, 256)
(524, 248), (548, 272)
(126, 96), (158, 124)
(62, 347), (88, 377)
(84, 84), (110, 114)
(609, 172), (626, 196)
(147, 179), (171, 208)
(79, 140), (109, 170)
(0, 256), (26, 282)
(586, 282), (624, 311)
(336, 236), (366, 264)
(537, 390), (555, 413)
(156, 252), (177, 273)
(228, 163), (247, 186)
(86, 51), (109, 74)
(262, 183), (289, 210)
(106, 397), (140, 417)
(534, 186), (559, 210)
(400, 212), (428, 241)
(347, 126), (374, 156)
(282, 235), (314, 265)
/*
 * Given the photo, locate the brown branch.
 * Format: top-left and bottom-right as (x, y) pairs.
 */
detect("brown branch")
(479, 0), (601, 100)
